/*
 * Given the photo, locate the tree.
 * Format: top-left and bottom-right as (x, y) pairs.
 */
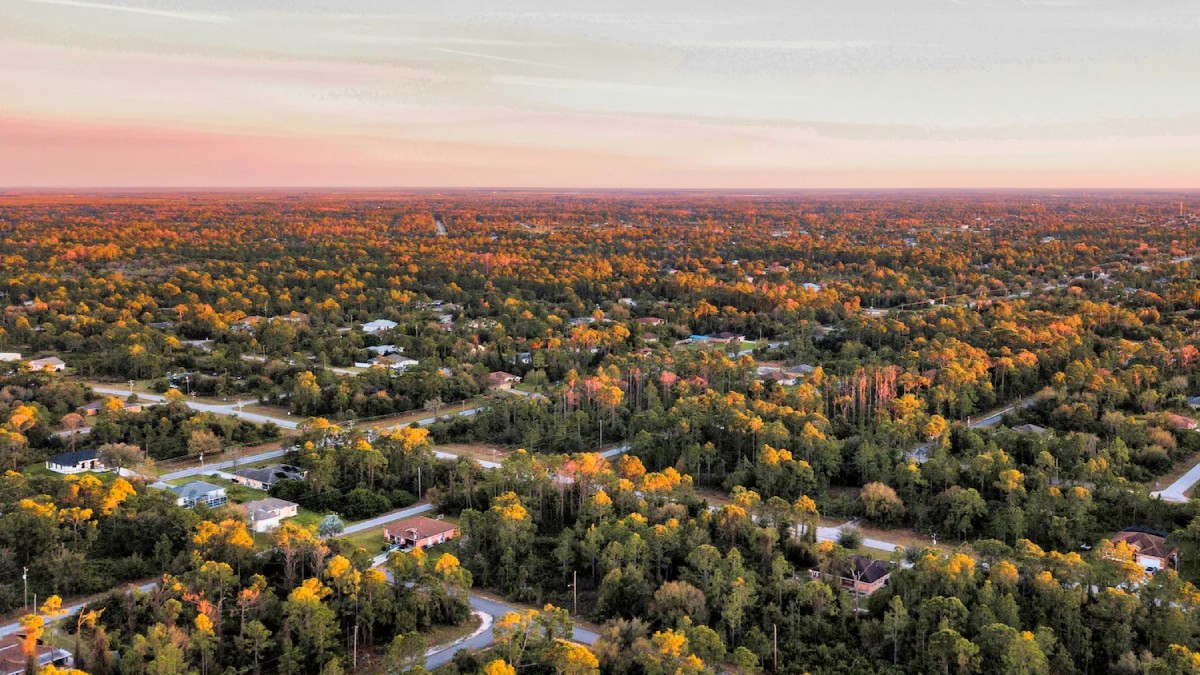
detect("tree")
(318, 514), (345, 538)
(650, 580), (708, 626)
(98, 443), (143, 475)
(188, 429), (222, 459)
(883, 596), (909, 665)
(860, 481), (905, 527)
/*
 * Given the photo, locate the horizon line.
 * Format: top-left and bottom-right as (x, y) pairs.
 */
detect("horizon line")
(3, 186), (1200, 194)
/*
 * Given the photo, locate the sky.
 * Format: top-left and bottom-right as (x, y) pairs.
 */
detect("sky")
(2, 0), (1199, 188)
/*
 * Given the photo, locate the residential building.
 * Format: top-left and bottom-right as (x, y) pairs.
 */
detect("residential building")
(170, 481), (228, 509)
(705, 331), (744, 344)
(366, 344), (401, 356)
(46, 448), (106, 474)
(786, 364), (817, 376)
(362, 319), (399, 334)
(1012, 424), (1047, 435)
(372, 355), (418, 370)
(77, 399), (144, 416)
(0, 353), (20, 362)
(487, 371), (522, 390)
(230, 464), (307, 490)
(231, 316), (265, 331)
(1165, 413), (1198, 431)
(384, 516), (459, 551)
(810, 555), (892, 597)
(1109, 530), (1178, 571)
(27, 356), (66, 372)
(0, 635), (73, 675)
(240, 497), (299, 533)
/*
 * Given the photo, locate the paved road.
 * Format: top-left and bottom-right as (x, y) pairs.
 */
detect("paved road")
(90, 386), (300, 429)
(1152, 462), (1200, 503)
(158, 447), (289, 483)
(424, 595), (599, 669)
(815, 522), (904, 553)
(0, 581), (158, 637)
(906, 396), (1037, 463)
(341, 502), (434, 535)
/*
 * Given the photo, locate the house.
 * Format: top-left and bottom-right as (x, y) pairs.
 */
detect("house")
(641, 332), (660, 344)
(46, 448), (106, 474)
(706, 332), (745, 345)
(366, 344), (401, 356)
(810, 555), (892, 597)
(170, 481), (228, 509)
(231, 464), (307, 490)
(384, 516), (459, 551)
(372, 355), (418, 371)
(240, 497), (299, 533)
(362, 319), (398, 334)
(758, 370), (798, 387)
(1165, 413), (1198, 431)
(0, 634), (73, 675)
(231, 316), (265, 331)
(1187, 395), (1200, 410)
(0, 352), (20, 362)
(1012, 423), (1047, 435)
(802, 282), (822, 292)
(27, 356), (65, 372)
(487, 371), (522, 390)
(77, 399), (144, 416)
(1108, 530), (1178, 571)
(635, 317), (664, 326)
(786, 364), (817, 377)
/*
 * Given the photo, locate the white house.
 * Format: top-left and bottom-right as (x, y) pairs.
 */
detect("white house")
(46, 448), (106, 474)
(362, 319), (398, 334)
(373, 355), (418, 370)
(0, 353), (20, 362)
(27, 356), (66, 372)
(170, 481), (228, 509)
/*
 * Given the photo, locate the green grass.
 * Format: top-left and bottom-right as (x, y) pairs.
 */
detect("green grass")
(337, 526), (391, 554)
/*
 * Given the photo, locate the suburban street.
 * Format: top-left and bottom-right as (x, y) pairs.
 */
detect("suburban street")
(0, 580), (158, 638)
(90, 386), (301, 429)
(1152, 462), (1200, 503)
(906, 395), (1038, 462)
(341, 501), (434, 535)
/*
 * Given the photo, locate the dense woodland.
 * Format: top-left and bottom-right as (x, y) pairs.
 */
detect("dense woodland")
(0, 191), (1199, 674)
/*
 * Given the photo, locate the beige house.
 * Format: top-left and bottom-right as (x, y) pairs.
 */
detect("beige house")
(241, 498), (300, 532)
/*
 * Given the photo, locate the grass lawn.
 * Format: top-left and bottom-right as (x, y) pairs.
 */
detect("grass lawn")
(422, 613), (482, 649)
(338, 525), (391, 554)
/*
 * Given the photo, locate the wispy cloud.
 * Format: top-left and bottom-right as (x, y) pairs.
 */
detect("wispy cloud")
(423, 46), (564, 70)
(14, 0), (232, 24)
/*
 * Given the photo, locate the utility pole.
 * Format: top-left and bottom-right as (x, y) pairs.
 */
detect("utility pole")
(352, 624), (358, 670)
(573, 570), (578, 616)
(22, 567), (27, 610)
(774, 624), (778, 673)
(417, 466), (422, 498)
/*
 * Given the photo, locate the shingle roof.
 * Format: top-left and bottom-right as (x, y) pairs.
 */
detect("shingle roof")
(1112, 530), (1178, 560)
(47, 448), (99, 466)
(852, 556), (891, 584)
(170, 481), (224, 501)
(384, 515), (456, 541)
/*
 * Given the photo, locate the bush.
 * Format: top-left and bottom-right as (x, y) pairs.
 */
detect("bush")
(339, 488), (392, 520)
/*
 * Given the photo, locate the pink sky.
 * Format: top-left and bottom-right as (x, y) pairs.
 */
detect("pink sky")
(2, 1), (1198, 188)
